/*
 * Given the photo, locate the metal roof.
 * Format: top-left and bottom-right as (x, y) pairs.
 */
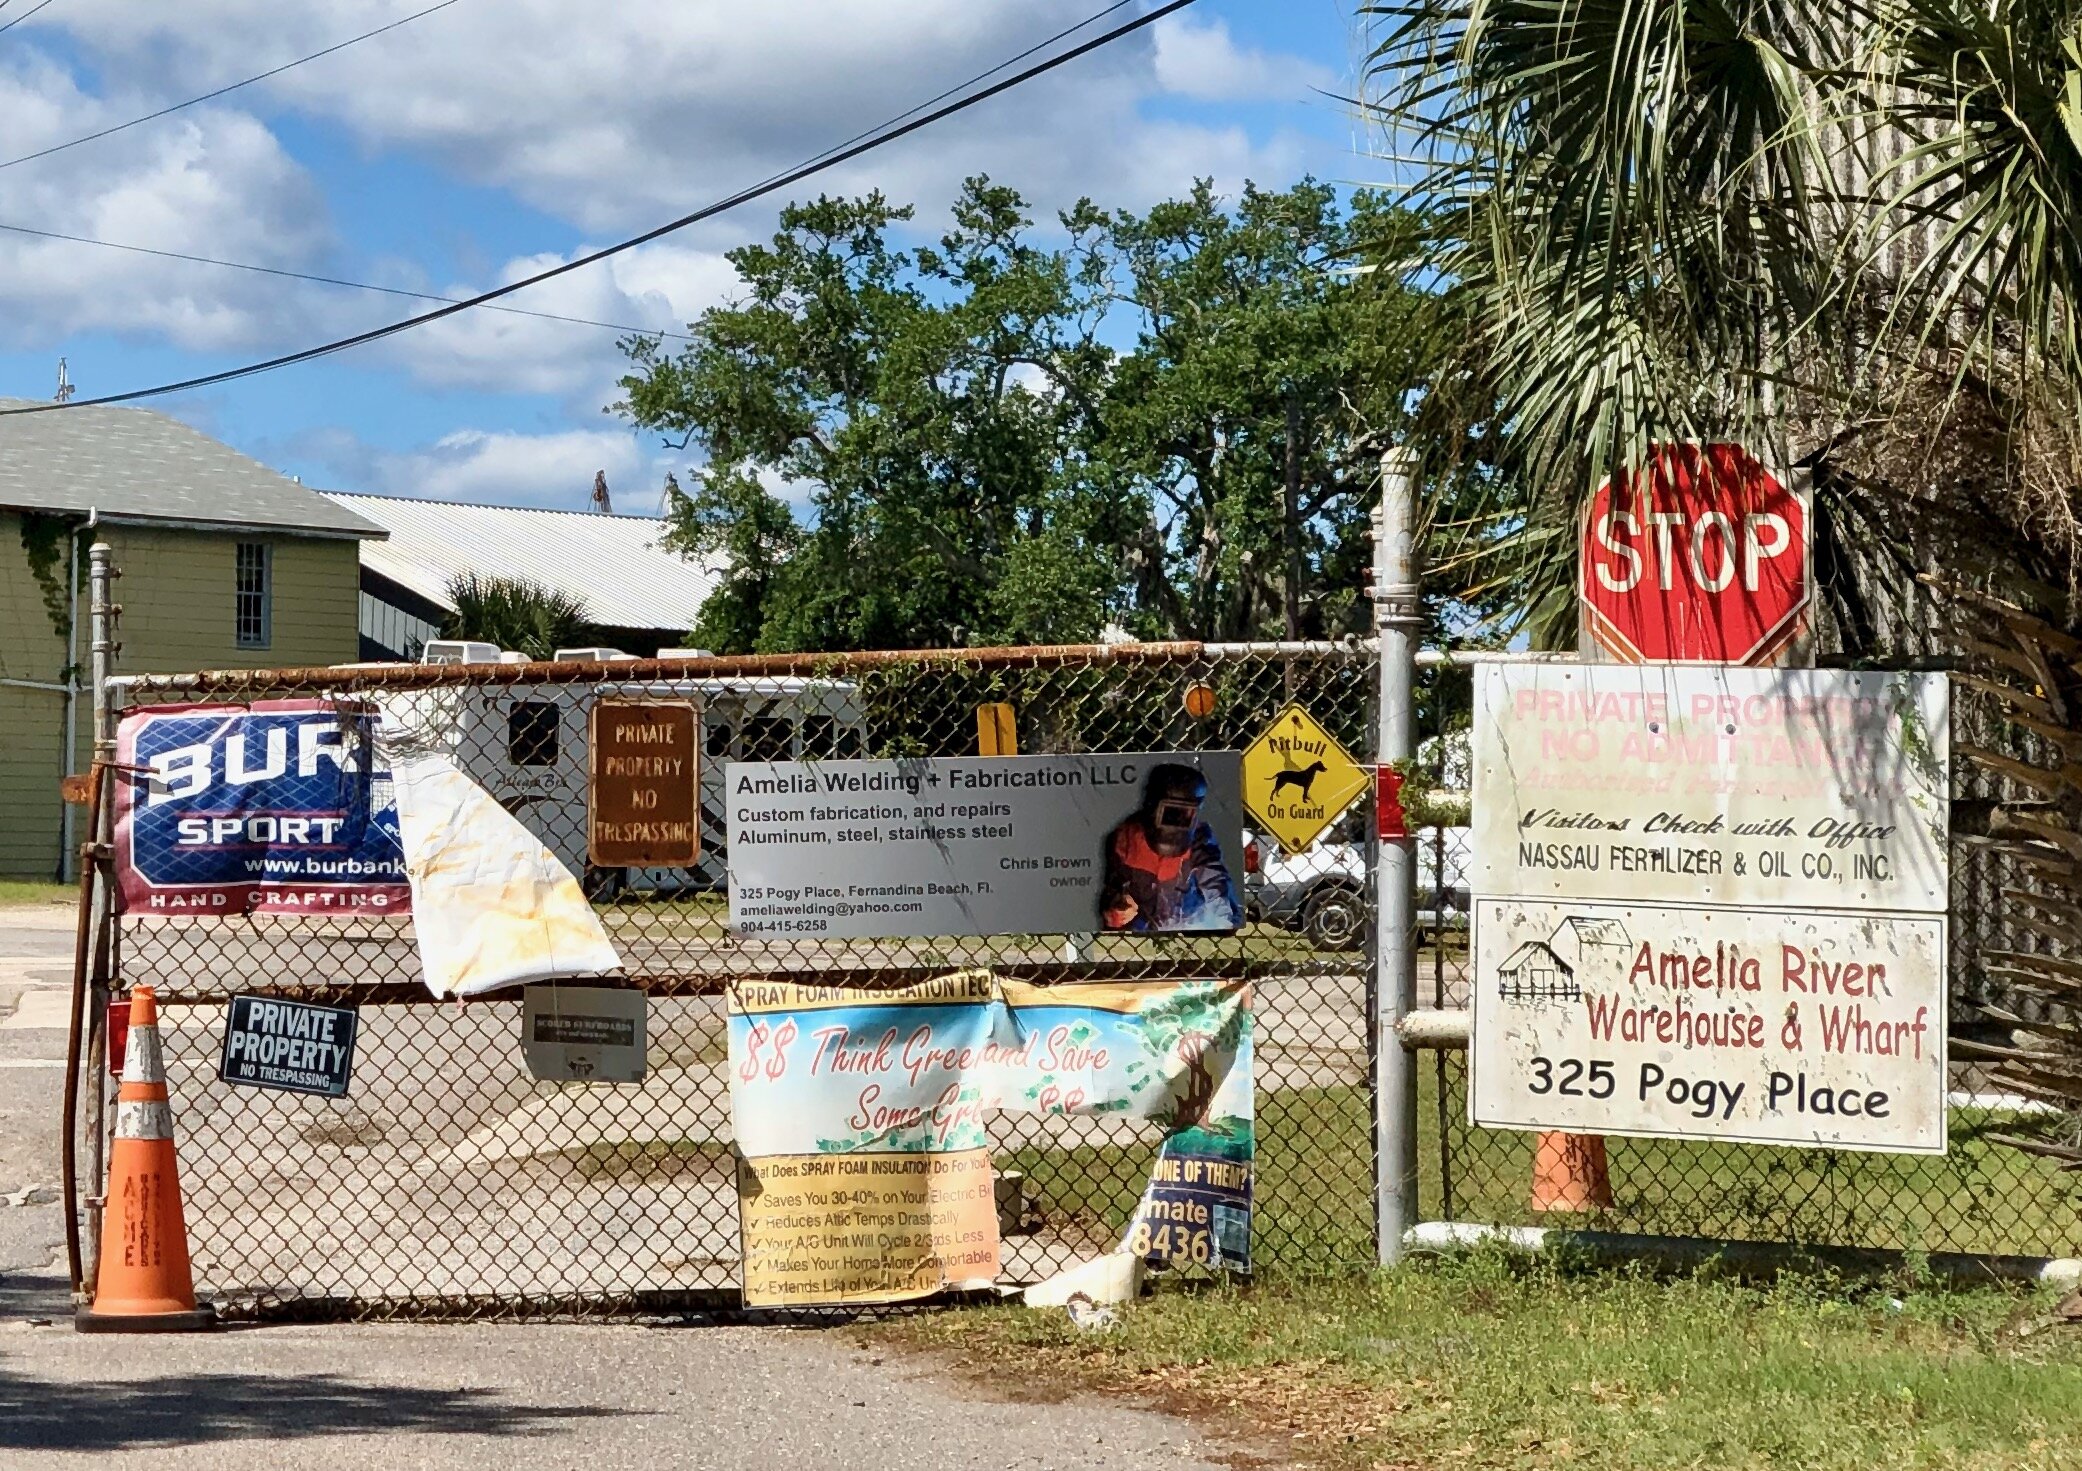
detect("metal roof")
(322, 492), (722, 633)
(0, 399), (383, 538)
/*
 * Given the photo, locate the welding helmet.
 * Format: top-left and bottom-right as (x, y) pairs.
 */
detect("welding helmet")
(1141, 763), (1207, 857)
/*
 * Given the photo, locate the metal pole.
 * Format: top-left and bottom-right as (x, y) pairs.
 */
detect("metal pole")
(1372, 449), (1422, 1265)
(80, 542), (116, 1288)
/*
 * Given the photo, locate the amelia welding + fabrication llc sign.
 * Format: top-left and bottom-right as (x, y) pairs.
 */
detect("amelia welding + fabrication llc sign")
(114, 701), (409, 916)
(727, 752), (1244, 940)
(219, 995), (358, 1098)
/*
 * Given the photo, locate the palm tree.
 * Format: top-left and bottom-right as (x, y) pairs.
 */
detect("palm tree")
(1366, 0), (2082, 641)
(441, 573), (594, 660)
(1363, 2), (2082, 1125)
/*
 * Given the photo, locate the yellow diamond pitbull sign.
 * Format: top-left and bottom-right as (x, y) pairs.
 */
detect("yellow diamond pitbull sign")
(1242, 705), (1369, 853)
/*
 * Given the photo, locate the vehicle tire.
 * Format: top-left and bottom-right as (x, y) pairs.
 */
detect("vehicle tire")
(582, 865), (627, 902)
(1302, 884), (1365, 951)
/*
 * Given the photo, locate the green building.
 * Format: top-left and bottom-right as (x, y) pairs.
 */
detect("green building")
(0, 400), (382, 880)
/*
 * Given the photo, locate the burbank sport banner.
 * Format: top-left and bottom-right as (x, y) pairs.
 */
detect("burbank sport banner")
(115, 699), (625, 1000)
(116, 701), (410, 916)
(728, 971), (1253, 1308)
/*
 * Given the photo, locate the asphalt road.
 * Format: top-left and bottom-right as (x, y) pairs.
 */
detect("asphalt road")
(0, 902), (1233, 1471)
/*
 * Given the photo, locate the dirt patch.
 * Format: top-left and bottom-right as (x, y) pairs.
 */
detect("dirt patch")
(863, 1313), (1414, 1471)
(300, 1117), (390, 1149)
(558, 1139), (738, 1182)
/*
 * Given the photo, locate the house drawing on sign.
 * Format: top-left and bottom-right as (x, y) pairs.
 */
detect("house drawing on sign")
(1496, 915), (1632, 1003)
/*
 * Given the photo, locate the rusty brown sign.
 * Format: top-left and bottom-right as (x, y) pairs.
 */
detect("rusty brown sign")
(588, 701), (700, 867)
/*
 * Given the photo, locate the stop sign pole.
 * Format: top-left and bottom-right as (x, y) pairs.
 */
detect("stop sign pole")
(1536, 442), (1813, 1213)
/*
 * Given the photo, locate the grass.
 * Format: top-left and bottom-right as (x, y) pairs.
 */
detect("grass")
(1007, 1085), (1377, 1267)
(1007, 1074), (2082, 1273)
(0, 880), (71, 908)
(874, 1255), (2082, 1470)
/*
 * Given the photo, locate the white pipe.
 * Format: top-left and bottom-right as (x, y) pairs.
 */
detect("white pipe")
(59, 526), (78, 882)
(1397, 1008), (1470, 1049)
(1403, 1220), (2082, 1288)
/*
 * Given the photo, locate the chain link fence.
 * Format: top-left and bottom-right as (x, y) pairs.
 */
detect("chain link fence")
(105, 641), (1384, 1320)
(91, 640), (2082, 1320)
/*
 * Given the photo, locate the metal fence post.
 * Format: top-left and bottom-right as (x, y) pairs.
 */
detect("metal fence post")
(80, 542), (116, 1287)
(1373, 448), (1422, 1265)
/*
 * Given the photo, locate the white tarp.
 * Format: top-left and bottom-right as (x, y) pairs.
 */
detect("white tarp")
(382, 743), (621, 998)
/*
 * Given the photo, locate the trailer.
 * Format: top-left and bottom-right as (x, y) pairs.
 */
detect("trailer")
(367, 645), (867, 896)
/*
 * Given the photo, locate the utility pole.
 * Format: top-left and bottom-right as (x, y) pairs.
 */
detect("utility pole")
(80, 543), (116, 1290)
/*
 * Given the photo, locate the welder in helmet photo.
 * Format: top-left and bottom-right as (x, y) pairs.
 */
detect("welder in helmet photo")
(1098, 762), (1242, 933)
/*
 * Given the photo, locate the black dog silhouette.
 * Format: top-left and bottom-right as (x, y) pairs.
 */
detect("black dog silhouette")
(1272, 760), (1327, 801)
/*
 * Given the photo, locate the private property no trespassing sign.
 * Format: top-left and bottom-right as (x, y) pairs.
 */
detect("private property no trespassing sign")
(219, 995), (358, 1098)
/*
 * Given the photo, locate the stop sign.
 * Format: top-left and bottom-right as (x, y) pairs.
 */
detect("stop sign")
(1579, 442), (1808, 664)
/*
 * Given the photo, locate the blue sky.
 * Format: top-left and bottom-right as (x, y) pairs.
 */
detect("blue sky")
(0, 1), (1380, 513)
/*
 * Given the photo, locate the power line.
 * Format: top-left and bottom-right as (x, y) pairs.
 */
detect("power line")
(0, 218), (695, 341)
(0, 0), (462, 172)
(4, 0), (1198, 415)
(0, 1), (1141, 344)
(0, 2), (1137, 348)
(799, 0), (1140, 170)
(0, 0), (58, 37)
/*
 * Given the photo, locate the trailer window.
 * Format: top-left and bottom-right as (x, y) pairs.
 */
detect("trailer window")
(799, 716), (869, 759)
(705, 722), (734, 759)
(741, 716), (795, 761)
(801, 716), (837, 757)
(508, 701), (559, 767)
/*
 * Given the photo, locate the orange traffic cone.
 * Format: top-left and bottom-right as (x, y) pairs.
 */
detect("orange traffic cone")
(76, 986), (214, 1332)
(1530, 1130), (1613, 1213)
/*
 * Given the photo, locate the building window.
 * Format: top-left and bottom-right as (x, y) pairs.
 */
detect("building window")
(234, 542), (272, 649)
(508, 701), (560, 766)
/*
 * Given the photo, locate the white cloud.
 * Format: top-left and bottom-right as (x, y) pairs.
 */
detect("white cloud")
(381, 243), (740, 397)
(1152, 15), (1338, 102)
(360, 426), (684, 511)
(38, 1), (1328, 235)
(0, 54), (334, 350)
(0, 2), (1340, 522)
